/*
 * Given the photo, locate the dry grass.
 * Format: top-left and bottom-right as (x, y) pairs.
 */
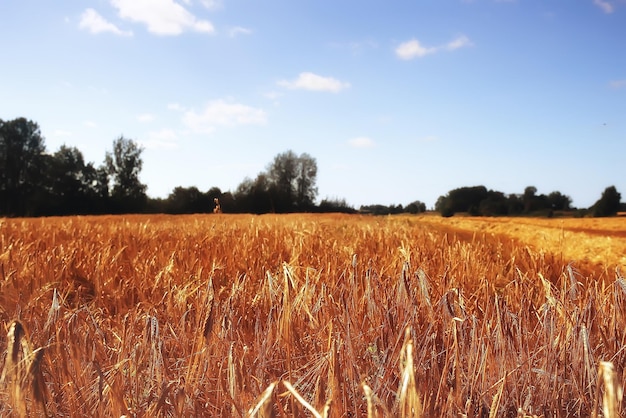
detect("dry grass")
(0, 213), (624, 416)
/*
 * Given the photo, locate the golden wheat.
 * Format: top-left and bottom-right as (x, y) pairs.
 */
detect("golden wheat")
(0, 213), (624, 416)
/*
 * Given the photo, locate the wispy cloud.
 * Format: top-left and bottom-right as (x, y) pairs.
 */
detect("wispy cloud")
(141, 129), (180, 150)
(79, 8), (132, 36)
(330, 39), (379, 55)
(395, 39), (436, 59)
(263, 91), (283, 101)
(348, 137), (375, 148)
(183, 99), (267, 134)
(84, 120), (98, 128)
(229, 26), (252, 37)
(278, 72), (351, 93)
(593, 0), (614, 13)
(110, 0), (215, 36)
(167, 103), (186, 112)
(609, 79), (626, 89)
(200, 0), (222, 11)
(52, 129), (73, 138)
(446, 35), (472, 51)
(137, 113), (155, 123)
(395, 35), (473, 60)
(263, 91), (283, 106)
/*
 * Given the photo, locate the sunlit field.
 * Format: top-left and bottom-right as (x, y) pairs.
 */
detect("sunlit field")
(1, 213), (625, 417)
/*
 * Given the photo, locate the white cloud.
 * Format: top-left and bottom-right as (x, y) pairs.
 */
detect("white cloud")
(446, 35), (473, 51)
(79, 8), (132, 36)
(593, 0), (614, 13)
(137, 113), (155, 123)
(141, 129), (180, 150)
(348, 137), (375, 148)
(84, 120), (98, 128)
(278, 72), (350, 93)
(110, 0), (215, 35)
(183, 100), (267, 134)
(229, 26), (253, 37)
(395, 39), (436, 59)
(396, 35), (472, 60)
(201, 0), (223, 11)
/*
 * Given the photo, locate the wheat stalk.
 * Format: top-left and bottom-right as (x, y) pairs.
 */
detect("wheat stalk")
(1, 320), (47, 417)
(398, 327), (422, 417)
(248, 381), (277, 417)
(593, 361), (623, 418)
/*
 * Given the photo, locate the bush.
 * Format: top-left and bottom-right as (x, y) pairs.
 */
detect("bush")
(592, 186), (621, 217)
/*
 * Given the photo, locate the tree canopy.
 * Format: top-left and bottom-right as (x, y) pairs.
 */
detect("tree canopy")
(234, 150), (319, 213)
(0, 116), (622, 218)
(105, 136), (147, 213)
(592, 186), (621, 217)
(0, 119), (145, 216)
(435, 185), (577, 217)
(0, 118), (47, 215)
(46, 145), (107, 215)
(265, 150), (319, 211)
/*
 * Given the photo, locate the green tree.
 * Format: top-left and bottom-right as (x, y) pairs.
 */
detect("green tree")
(266, 150), (318, 212)
(547, 191), (572, 211)
(478, 191), (508, 216)
(165, 186), (217, 214)
(267, 151), (296, 211)
(235, 174), (274, 213)
(435, 186), (488, 216)
(318, 197), (356, 213)
(506, 194), (524, 215)
(0, 118), (47, 216)
(523, 186), (537, 213)
(47, 145), (101, 214)
(167, 186), (202, 214)
(406, 200), (427, 214)
(234, 151), (319, 213)
(105, 136), (147, 213)
(435, 195), (453, 217)
(592, 186), (621, 217)
(294, 152), (318, 208)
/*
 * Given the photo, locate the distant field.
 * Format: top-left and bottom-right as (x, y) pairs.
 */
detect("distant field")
(416, 213), (626, 271)
(1, 214), (624, 416)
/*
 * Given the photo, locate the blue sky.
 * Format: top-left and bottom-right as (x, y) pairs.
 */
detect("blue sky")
(1, 0), (624, 209)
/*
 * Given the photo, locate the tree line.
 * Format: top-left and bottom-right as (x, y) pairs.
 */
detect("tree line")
(435, 185), (623, 217)
(0, 117), (147, 216)
(0, 117), (359, 216)
(1, 117), (623, 218)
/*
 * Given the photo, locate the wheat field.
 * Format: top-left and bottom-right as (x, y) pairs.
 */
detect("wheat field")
(0, 213), (625, 417)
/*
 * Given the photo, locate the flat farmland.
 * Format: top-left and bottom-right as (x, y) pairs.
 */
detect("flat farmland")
(1, 213), (625, 417)
(416, 214), (626, 273)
